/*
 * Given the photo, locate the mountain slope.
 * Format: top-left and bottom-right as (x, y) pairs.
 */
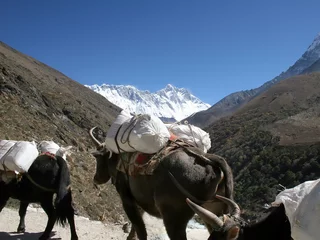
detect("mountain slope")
(85, 83), (210, 122)
(206, 73), (320, 218)
(187, 33), (320, 128)
(0, 41), (127, 223)
(302, 58), (320, 74)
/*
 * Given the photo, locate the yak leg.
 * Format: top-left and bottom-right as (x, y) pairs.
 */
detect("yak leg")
(66, 202), (79, 240)
(17, 201), (29, 233)
(116, 175), (147, 240)
(0, 182), (10, 211)
(160, 205), (193, 240)
(121, 197), (146, 240)
(126, 207), (145, 240)
(39, 200), (56, 240)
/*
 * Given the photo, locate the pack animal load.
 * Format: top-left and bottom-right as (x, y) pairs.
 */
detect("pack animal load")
(105, 110), (171, 154)
(165, 122), (211, 153)
(38, 140), (72, 160)
(0, 140), (73, 177)
(272, 178), (320, 240)
(0, 140), (39, 173)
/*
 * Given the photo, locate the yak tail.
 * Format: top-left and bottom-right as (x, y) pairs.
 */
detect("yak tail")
(206, 154), (234, 200)
(54, 156), (74, 227)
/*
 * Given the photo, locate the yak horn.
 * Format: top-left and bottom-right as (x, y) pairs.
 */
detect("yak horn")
(186, 198), (224, 227)
(215, 195), (241, 218)
(89, 127), (102, 147)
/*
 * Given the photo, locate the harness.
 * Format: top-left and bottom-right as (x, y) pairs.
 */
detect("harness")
(23, 152), (58, 192)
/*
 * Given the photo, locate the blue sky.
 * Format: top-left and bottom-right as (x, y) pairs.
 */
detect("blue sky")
(1, 0), (320, 105)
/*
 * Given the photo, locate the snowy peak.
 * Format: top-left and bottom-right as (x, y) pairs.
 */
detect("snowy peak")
(85, 84), (210, 122)
(157, 84), (203, 104)
(273, 32), (320, 79)
(185, 31), (320, 128)
(307, 32), (320, 53)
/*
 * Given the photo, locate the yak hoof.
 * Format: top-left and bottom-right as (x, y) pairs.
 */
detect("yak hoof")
(17, 227), (25, 233)
(126, 236), (138, 240)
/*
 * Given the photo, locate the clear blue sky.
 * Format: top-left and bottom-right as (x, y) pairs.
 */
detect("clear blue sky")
(1, 0), (320, 105)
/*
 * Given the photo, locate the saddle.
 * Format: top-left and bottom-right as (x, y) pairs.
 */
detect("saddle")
(116, 139), (198, 176)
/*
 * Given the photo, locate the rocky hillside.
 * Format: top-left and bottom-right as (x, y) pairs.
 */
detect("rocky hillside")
(206, 73), (320, 218)
(302, 58), (320, 74)
(0, 41), (128, 223)
(186, 33), (320, 128)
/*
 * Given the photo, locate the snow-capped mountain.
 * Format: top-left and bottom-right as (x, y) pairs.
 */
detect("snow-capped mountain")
(85, 84), (210, 122)
(186, 32), (320, 128)
(274, 32), (320, 80)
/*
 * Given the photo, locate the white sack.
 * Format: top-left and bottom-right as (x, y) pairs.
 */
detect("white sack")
(105, 110), (171, 154)
(166, 123), (211, 153)
(105, 109), (135, 153)
(0, 140), (17, 160)
(38, 140), (72, 160)
(129, 114), (171, 154)
(273, 179), (320, 240)
(0, 141), (39, 172)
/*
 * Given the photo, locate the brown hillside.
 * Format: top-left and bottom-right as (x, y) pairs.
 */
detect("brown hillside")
(0, 41), (128, 223)
(236, 73), (320, 145)
(205, 73), (320, 218)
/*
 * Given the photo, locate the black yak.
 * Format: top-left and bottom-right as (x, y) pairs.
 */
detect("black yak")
(89, 126), (234, 240)
(0, 154), (78, 240)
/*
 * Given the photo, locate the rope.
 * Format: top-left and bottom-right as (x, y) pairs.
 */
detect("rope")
(114, 114), (149, 177)
(118, 114), (147, 151)
(114, 122), (130, 178)
(24, 172), (56, 192)
(1, 142), (16, 181)
(168, 120), (199, 148)
(187, 123), (199, 148)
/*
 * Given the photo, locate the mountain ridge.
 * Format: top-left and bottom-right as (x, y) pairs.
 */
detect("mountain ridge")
(186, 32), (320, 128)
(85, 83), (210, 122)
(206, 72), (320, 218)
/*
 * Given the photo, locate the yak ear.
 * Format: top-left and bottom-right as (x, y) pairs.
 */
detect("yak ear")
(227, 226), (240, 240)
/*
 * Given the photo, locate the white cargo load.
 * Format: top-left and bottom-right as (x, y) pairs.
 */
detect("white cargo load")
(0, 140), (39, 173)
(166, 122), (211, 153)
(38, 140), (72, 160)
(0, 140), (17, 159)
(105, 110), (171, 154)
(272, 178), (320, 240)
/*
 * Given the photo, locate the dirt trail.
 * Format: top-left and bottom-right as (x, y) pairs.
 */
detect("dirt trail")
(0, 207), (209, 239)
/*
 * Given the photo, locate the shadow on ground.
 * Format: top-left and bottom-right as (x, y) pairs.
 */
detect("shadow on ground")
(0, 231), (61, 240)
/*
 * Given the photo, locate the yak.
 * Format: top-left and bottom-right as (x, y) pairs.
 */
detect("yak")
(89, 126), (234, 240)
(186, 195), (293, 240)
(0, 154), (78, 240)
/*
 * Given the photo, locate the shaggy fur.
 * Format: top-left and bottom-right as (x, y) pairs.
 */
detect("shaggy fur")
(0, 155), (78, 240)
(92, 142), (234, 240)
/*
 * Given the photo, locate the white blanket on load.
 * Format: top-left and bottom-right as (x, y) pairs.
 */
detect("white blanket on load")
(272, 178), (320, 240)
(166, 123), (211, 153)
(105, 110), (171, 154)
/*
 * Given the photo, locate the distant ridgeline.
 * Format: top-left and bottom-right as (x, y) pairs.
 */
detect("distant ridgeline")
(206, 74), (320, 219)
